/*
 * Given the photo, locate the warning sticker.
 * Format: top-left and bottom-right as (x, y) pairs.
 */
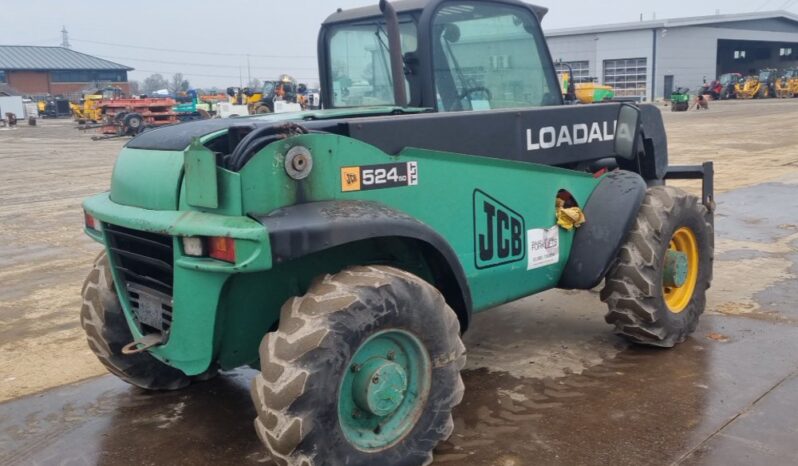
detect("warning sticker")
(527, 226), (559, 270)
(340, 161), (418, 192)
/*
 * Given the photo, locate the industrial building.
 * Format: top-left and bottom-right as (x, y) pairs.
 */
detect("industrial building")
(0, 45), (132, 98)
(545, 10), (798, 101)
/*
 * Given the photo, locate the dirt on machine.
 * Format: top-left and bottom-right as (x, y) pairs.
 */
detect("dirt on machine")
(78, 1), (715, 464)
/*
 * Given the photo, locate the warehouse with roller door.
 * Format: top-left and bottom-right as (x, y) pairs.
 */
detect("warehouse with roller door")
(544, 10), (798, 101)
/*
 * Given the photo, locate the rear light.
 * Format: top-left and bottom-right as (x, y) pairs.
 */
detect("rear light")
(84, 211), (101, 231)
(208, 236), (236, 263)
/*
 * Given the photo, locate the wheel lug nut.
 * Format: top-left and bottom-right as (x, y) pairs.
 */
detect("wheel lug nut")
(351, 364), (361, 373)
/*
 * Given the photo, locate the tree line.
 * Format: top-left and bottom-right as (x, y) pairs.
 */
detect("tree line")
(128, 73), (263, 96)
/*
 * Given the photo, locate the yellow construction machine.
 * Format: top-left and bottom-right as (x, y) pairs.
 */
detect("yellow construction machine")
(227, 75), (307, 114)
(775, 69), (798, 98)
(70, 87), (124, 123)
(226, 86), (264, 113)
(735, 69), (777, 99)
(556, 66), (614, 104)
(734, 74), (761, 99)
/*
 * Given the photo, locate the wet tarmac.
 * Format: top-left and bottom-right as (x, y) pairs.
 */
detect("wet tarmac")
(1, 181), (797, 465)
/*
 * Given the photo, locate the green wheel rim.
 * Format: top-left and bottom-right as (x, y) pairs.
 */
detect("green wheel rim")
(338, 329), (431, 451)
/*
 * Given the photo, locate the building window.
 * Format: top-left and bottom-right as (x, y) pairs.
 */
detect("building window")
(780, 47), (793, 57)
(559, 60), (590, 80)
(734, 50), (746, 60)
(489, 55), (512, 71)
(51, 70), (125, 82)
(603, 58), (647, 98)
(0, 70), (6, 83)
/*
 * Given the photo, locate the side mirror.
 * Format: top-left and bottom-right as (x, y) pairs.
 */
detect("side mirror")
(614, 103), (641, 160)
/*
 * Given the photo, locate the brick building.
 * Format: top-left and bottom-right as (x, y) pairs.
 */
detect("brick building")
(0, 45), (133, 99)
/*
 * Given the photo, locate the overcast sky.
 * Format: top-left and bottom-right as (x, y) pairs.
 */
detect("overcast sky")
(2, 0), (796, 88)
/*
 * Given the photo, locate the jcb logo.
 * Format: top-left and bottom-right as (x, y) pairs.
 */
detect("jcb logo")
(473, 190), (525, 269)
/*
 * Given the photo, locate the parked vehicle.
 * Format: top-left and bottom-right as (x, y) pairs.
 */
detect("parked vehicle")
(80, 1), (715, 464)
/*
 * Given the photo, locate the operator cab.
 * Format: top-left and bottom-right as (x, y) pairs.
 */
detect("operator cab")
(318, 0), (561, 111)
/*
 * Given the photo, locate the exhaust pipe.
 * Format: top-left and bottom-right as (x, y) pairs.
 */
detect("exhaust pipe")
(379, 0), (408, 107)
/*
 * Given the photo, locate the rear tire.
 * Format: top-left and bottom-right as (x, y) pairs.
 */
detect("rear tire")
(251, 265), (466, 466)
(601, 186), (713, 347)
(80, 252), (191, 390)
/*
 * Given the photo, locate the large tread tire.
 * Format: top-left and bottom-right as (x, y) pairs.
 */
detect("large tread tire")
(80, 252), (191, 390)
(251, 265), (466, 466)
(600, 186), (713, 347)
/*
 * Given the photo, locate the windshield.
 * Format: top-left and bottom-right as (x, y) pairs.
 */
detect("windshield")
(432, 2), (560, 111)
(327, 19), (417, 107)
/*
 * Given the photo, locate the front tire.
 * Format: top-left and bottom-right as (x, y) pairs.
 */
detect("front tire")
(601, 186), (713, 347)
(251, 266), (466, 466)
(80, 252), (191, 390)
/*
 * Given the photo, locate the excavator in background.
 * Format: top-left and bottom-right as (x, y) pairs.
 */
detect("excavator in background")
(735, 69), (777, 99)
(70, 87), (125, 123)
(227, 75), (307, 115)
(226, 86), (263, 111)
(699, 73), (741, 100)
(172, 90), (215, 121)
(734, 73), (763, 99)
(775, 69), (798, 98)
(757, 69), (778, 98)
(717, 73), (742, 99)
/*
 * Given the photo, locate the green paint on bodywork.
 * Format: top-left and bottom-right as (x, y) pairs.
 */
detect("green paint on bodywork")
(338, 330), (430, 450)
(184, 139), (219, 209)
(238, 134), (599, 310)
(111, 148), (184, 210)
(84, 127), (603, 375)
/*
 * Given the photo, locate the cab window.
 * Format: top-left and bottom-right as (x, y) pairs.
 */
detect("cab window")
(328, 19), (417, 107)
(432, 2), (559, 112)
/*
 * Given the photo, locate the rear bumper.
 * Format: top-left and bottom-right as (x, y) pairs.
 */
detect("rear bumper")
(82, 192), (271, 375)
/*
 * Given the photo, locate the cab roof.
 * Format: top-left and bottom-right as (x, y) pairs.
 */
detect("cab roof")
(322, 0), (547, 25)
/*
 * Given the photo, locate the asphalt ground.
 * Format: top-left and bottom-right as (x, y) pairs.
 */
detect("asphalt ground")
(1, 99), (797, 465)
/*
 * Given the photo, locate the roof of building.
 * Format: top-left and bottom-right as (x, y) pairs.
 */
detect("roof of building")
(545, 10), (798, 37)
(0, 83), (21, 96)
(0, 45), (132, 71)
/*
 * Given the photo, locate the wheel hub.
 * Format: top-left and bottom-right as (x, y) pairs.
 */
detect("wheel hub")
(663, 226), (700, 313)
(663, 250), (688, 288)
(353, 359), (407, 417)
(338, 330), (431, 451)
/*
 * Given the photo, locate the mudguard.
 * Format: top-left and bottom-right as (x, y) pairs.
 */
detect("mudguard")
(558, 170), (646, 290)
(254, 200), (473, 326)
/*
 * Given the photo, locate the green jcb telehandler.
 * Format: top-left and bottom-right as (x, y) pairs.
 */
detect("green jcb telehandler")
(80, 0), (715, 464)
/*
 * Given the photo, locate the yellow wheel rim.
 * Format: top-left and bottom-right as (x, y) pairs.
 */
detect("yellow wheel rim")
(663, 227), (699, 313)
